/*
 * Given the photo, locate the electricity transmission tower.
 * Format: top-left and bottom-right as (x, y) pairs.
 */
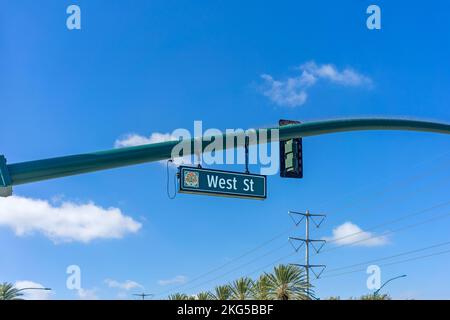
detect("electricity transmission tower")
(289, 210), (326, 299)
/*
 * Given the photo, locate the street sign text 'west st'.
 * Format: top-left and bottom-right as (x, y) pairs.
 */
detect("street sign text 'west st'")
(178, 166), (267, 200)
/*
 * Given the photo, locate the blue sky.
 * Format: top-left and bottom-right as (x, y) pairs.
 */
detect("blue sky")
(1, 0), (450, 299)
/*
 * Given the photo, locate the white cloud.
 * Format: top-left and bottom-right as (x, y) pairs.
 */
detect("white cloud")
(301, 61), (372, 86)
(105, 279), (143, 291)
(158, 275), (187, 286)
(324, 221), (388, 247)
(77, 288), (98, 300)
(260, 61), (372, 107)
(0, 195), (142, 243)
(14, 280), (52, 300)
(114, 132), (178, 148)
(114, 132), (192, 166)
(260, 74), (309, 108)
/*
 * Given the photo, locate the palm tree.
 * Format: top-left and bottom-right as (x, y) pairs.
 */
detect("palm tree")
(251, 275), (270, 300)
(265, 264), (309, 300)
(0, 282), (24, 300)
(212, 285), (231, 300)
(168, 292), (191, 300)
(229, 277), (254, 300)
(196, 291), (212, 300)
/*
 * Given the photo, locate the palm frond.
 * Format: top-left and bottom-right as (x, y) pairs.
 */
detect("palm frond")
(229, 277), (254, 300)
(0, 282), (24, 300)
(265, 264), (310, 300)
(212, 285), (231, 300)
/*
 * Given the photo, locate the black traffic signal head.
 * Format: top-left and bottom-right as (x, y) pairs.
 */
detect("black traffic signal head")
(279, 120), (303, 178)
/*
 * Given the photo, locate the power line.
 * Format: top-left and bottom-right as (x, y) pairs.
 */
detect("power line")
(317, 151), (450, 213)
(163, 208), (450, 296)
(255, 209), (450, 279)
(153, 225), (296, 297)
(157, 155), (450, 295)
(204, 203), (450, 292)
(324, 199), (450, 247)
(325, 171), (450, 225)
(156, 155), (450, 297)
(243, 252), (297, 278)
(159, 242), (290, 296)
(159, 199), (450, 297)
(170, 189), (445, 294)
(317, 247), (450, 280)
(239, 230), (450, 290)
(321, 209), (450, 254)
(324, 239), (450, 274)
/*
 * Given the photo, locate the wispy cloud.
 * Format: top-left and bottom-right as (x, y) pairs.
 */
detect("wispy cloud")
(114, 132), (178, 148)
(0, 195), (141, 243)
(158, 275), (188, 286)
(77, 288), (99, 300)
(301, 61), (372, 86)
(114, 132), (192, 165)
(260, 61), (372, 107)
(105, 279), (143, 291)
(324, 221), (388, 247)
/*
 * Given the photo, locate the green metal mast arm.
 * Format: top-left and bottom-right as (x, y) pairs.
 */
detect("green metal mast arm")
(1, 118), (449, 195)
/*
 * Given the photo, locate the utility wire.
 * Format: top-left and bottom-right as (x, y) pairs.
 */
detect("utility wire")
(317, 151), (450, 212)
(242, 226), (450, 288)
(317, 247), (450, 280)
(154, 235), (293, 296)
(324, 239), (450, 274)
(160, 207), (450, 297)
(321, 209), (450, 254)
(160, 242), (291, 296)
(191, 202), (450, 294)
(158, 154), (450, 296)
(243, 252), (297, 278)
(325, 199), (450, 246)
(159, 200), (450, 297)
(325, 170), (450, 224)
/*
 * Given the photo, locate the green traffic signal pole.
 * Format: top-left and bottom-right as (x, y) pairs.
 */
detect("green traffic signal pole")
(1, 118), (450, 197)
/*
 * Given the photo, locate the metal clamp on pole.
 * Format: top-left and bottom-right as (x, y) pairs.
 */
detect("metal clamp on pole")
(0, 155), (13, 197)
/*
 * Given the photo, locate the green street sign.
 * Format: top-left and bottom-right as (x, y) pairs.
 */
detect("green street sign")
(178, 166), (267, 200)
